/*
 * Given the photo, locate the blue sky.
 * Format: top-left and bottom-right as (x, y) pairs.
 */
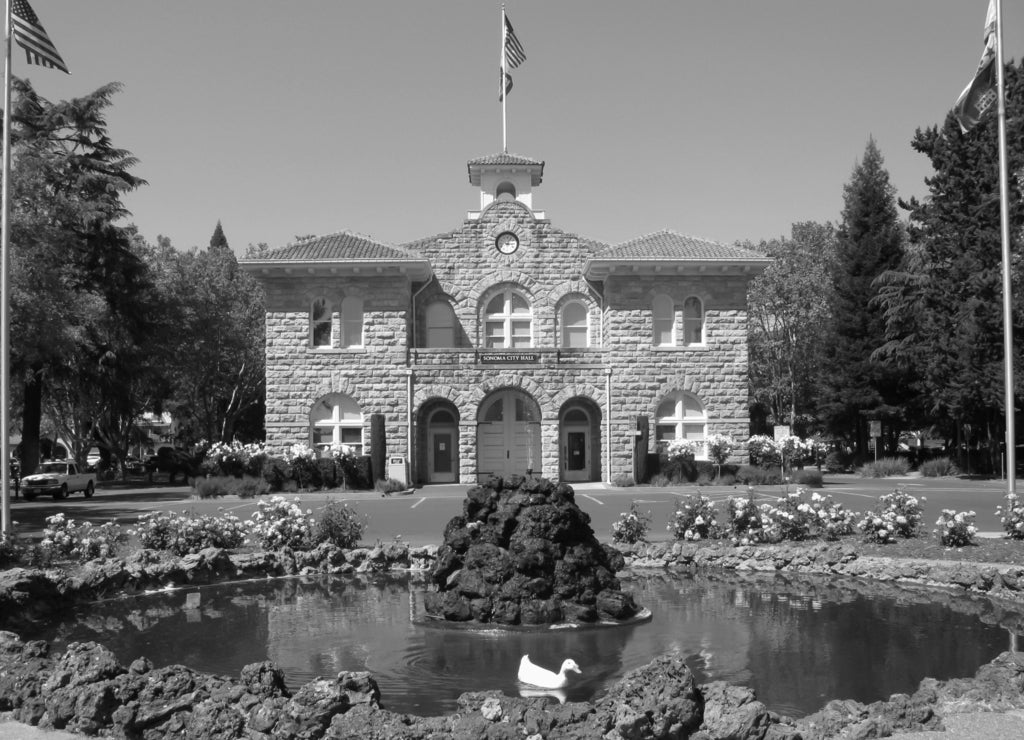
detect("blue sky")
(20, 1), (1024, 254)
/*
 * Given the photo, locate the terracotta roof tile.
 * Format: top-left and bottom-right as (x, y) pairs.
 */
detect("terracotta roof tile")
(597, 230), (768, 261)
(256, 231), (423, 262)
(467, 152), (544, 167)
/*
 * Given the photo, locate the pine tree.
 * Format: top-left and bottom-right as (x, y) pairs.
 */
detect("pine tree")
(820, 138), (907, 460)
(209, 220), (229, 251)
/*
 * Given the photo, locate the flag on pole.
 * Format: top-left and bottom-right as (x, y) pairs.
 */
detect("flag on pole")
(12, 0), (69, 74)
(954, 0), (996, 133)
(499, 14), (525, 100)
(504, 15), (526, 69)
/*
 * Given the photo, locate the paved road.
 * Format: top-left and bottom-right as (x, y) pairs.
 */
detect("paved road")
(4, 473), (1018, 546)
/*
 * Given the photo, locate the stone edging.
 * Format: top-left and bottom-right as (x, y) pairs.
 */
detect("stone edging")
(2, 540), (1024, 738)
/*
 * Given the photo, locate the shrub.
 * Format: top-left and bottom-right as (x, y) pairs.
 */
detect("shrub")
(858, 487), (925, 543)
(857, 457), (911, 478)
(746, 435), (781, 467)
(717, 473), (736, 486)
(648, 473), (671, 487)
(920, 457), (959, 478)
(935, 509), (977, 547)
(823, 451), (847, 474)
(706, 434), (737, 466)
(203, 441), (268, 478)
(285, 443), (321, 490)
(997, 492), (1024, 539)
(376, 478), (408, 494)
(726, 490), (764, 544)
(664, 438), (698, 463)
(247, 496), (316, 549)
(40, 513), (126, 562)
(131, 511), (247, 555)
(194, 476), (233, 499)
(734, 465), (783, 486)
(611, 472), (635, 487)
(791, 468), (824, 487)
(0, 530), (21, 566)
(261, 456), (291, 492)
(668, 494), (720, 541)
(315, 501), (366, 547)
(233, 475), (271, 498)
(808, 491), (858, 540)
(611, 502), (650, 544)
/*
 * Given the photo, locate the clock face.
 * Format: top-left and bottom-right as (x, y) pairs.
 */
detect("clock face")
(495, 232), (519, 255)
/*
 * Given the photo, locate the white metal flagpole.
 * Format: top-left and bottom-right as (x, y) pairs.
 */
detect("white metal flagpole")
(0, 0), (12, 537)
(501, 4), (507, 152)
(995, 0), (1016, 494)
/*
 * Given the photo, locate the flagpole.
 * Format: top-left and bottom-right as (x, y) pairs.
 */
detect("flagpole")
(1, 0), (12, 536)
(501, 4), (507, 152)
(995, 0), (1016, 494)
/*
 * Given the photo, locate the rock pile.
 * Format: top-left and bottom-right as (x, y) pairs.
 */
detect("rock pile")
(423, 476), (643, 626)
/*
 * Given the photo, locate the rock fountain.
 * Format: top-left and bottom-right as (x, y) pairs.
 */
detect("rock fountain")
(423, 475), (649, 627)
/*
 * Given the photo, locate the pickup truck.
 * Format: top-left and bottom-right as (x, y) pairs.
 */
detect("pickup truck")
(21, 460), (97, 501)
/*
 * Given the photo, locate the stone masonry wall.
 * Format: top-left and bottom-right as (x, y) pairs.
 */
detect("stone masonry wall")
(258, 201), (757, 484)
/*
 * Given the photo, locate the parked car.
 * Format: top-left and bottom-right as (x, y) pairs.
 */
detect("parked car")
(21, 460), (96, 501)
(123, 456), (146, 475)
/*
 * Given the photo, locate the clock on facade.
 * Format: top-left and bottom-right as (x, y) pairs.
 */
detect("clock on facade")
(495, 231), (520, 255)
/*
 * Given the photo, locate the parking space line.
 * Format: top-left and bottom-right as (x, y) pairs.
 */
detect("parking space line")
(581, 494), (603, 505)
(411, 497), (426, 509)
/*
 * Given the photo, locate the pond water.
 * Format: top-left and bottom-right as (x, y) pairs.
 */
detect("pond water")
(22, 571), (1017, 718)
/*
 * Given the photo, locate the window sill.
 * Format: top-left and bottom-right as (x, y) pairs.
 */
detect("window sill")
(308, 347), (367, 354)
(651, 345), (708, 351)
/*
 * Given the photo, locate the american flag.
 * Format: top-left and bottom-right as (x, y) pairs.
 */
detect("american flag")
(12, 0), (69, 74)
(504, 15), (526, 69)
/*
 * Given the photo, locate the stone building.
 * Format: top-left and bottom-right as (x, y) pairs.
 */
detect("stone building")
(241, 152), (769, 485)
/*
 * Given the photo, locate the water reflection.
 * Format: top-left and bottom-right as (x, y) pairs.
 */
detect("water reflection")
(21, 572), (1018, 718)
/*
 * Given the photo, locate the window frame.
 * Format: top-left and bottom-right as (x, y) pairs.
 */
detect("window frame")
(560, 300), (590, 349)
(682, 296), (705, 346)
(483, 287), (533, 349)
(310, 393), (364, 456)
(340, 296), (364, 348)
(652, 294), (675, 347)
(425, 300), (457, 348)
(310, 297), (334, 348)
(654, 392), (708, 459)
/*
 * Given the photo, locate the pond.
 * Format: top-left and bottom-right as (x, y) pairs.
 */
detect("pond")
(21, 571), (1018, 718)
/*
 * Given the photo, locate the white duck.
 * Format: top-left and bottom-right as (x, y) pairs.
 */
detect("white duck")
(517, 654), (581, 689)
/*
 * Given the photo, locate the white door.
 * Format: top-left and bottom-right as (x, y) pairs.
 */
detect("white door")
(477, 391), (541, 480)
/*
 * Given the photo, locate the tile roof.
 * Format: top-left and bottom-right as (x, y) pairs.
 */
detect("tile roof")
(596, 230), (769, 261)
(467, 152), (544, 167)
(251, 231), (425, 262)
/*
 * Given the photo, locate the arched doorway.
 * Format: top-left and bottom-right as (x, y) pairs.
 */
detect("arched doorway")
(559, 398), (601, 482)
(476, 389), (541, 481)
(426, 407), (459, 483)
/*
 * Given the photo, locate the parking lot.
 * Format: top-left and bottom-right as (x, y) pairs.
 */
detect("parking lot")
(3, 473), (1017, 547)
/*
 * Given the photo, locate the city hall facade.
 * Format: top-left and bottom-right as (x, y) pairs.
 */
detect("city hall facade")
(242, 153), (769, 485)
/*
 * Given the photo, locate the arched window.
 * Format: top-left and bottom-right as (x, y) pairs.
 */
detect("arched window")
(425, 301), (456, 348)
(310, 298), (333, 348)
(496, 181), (517, 201)
(683, 296), (704, 346)
(340, 296), (363, 348)
(560, 301), (589, 348)
(484, 288), (532, 348)
(655, 392), (707, 458)
(310, 393), (363, 455)
(652, 294), (675, 347)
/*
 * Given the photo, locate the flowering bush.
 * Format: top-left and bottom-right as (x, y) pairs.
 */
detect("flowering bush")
(997, 492), (1024, 539)
(131, 510), (247, 556)
(0, 529), (21, 566)
(668, 494), (720, 541)
(247, 496), (316, 549)
(285, 443), (320, 490)
(746, 435), (781, 467)
(203, 440), (267, 478)
(808, 491), (858, 540)
(315, 500), (366, 547)
(328, 443), (361, 489)
(611, 502), (651, 544)
(664, 438), (698, 462)
(858, 487), (925, 543)
(705, 434), (736, 466)
(726, 490), (765, 544)
(40, 513), (126, 562)
(757, 490), (817, 542)
(934, 509), (977, 547)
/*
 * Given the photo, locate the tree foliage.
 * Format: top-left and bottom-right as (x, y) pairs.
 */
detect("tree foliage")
(747, 222), (837, 434)
(819, 138), (907, 458)
(875, 59), (1024, 467)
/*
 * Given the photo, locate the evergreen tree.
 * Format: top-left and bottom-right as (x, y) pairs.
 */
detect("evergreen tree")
(209, 220), (229, 251)
(820, 138), (907, 459)
(875, 60), (1024, 472)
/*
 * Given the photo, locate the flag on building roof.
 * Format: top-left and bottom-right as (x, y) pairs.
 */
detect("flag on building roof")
(12, 0), (69, 74)
(953, 0), (997, 133)
(504, 15), (526, 69)
(500, 14), (526, 101)
(499, 70), (513, 101)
